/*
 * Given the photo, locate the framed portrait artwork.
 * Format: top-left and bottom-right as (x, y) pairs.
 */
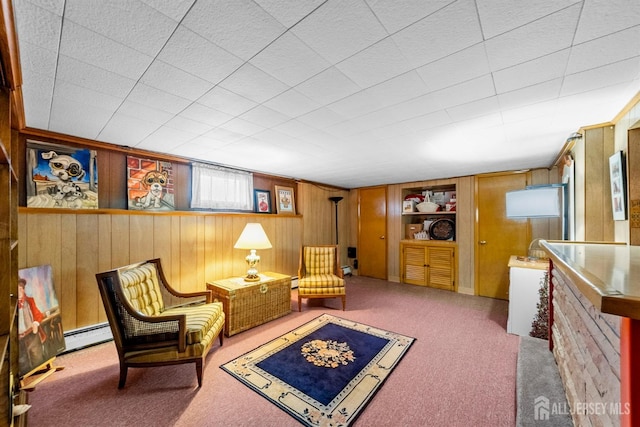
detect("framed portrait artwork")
(254, 189), (272, 213)
(25, 140), (98, 209)
(609, 151), (627, 221)
(127, 156), (175, 211)
(17, 265), (66, 378)
(275, 185), (296, 215)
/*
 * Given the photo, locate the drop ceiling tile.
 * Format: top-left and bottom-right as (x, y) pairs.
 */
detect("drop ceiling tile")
(158, 25), (244, 84)
(561, 56), (640, 97)
(296, 107), (346, 129)
(14, 0), (62, 51)
(446, 97), (502, 121)
(19, 41), (58, 78)
(271, 119), (319, 139)
(336, 37), (413, 88)
(24, 0), (64, 15)
(53, 80), (123, 111)
(49, 96), (114, 139)
(64, 0), (178, 56)
(378, 91), (442, 120)
(218, 63), (290, 104)
(140, 0), (195, 22)
(21, 75), (54, 129)
(183, 135), (231, 150)
(501, 99), (560, 125)
(253, 0), (325, 28)
(430, 74), (496, 110)
(126, 83), (192, 115)
(493, 49), (570, 94)
(415, 44), (491, 92)
(137, 126), (198, 152)
(98, 113), (160, 146)
(484, 4), (580, 70)
(218, 117), (266, 137)
(392, 0), (483, 68)
(567, 26), (640, 75)
(252, 128), (300, 147)
(59, 21), (153, 79)
(140, 60), (214, 101)
(366, 0), (455, 34)
(166, 142), (214, 159)
(476, 0), (581, 39)
(250, 32), (330, 86)
(291, 0), (388, 64)
(238, 105), (290, 128)
(117, 100), (174, 125)
(197, 86), (257, 116)
(180, 103), (234, 127)
(294, 67), (361, 105)
(202, 127), (247, 144)
(327, 90), (381, 119)
(366, 71), (430, 108)
(263, 89), (320, 117)
(182, 0), (285, 61)
(165, 115), (213, 135)
(497, 78), (563, 110)
(574, 0), (640, 44)
(56, 55), (137, 98)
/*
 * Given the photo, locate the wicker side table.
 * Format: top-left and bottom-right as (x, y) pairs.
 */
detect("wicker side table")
(206, 272), (291, 336)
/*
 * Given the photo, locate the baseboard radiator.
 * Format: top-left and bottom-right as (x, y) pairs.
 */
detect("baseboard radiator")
(62, 278), (301, 353)
(62, 323), (113, 354)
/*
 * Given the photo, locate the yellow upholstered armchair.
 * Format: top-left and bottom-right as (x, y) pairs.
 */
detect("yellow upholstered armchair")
(95, 258), (225, 388)
(297, 245), (346, 311)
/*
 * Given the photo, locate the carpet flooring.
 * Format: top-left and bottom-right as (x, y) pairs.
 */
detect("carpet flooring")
(516, 336), (573, 426)
(222, 314), (415, 426)
(25, 275), (520, 426)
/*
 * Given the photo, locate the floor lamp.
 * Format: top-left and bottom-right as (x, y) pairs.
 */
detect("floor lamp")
(329, 196), (343, 244)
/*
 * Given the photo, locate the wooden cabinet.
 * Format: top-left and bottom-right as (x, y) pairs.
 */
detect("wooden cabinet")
(400, 240), (456, 291)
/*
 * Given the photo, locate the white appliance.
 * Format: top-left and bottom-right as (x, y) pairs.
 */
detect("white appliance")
(507, 256), (549, 336)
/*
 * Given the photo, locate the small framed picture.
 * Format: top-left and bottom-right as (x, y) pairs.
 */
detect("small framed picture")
(609, 150), (627, 221)
(274, 185), (296, 215)
(254, 189), (271, 213)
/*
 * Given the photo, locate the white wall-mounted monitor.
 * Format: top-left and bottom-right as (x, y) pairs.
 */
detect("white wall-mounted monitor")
(506, 186), (562, 218)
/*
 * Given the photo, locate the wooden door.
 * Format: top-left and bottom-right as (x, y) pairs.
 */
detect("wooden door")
(358, 186), (387, 279)
(476, 173), (530, 300)
(402, 244), (426, 285)
(427, 246), (455, 291)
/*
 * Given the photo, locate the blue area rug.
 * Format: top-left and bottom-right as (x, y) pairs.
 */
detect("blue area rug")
(221, 314), (415, 426)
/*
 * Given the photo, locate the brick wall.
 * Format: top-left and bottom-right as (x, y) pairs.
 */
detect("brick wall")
(551, 265), (621, 426)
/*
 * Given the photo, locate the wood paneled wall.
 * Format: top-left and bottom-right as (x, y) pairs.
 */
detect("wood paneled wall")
(572, 125), (615, 241)
(18, 210), (302, 332)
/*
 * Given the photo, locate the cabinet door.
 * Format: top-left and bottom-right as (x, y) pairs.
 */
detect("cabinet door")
(403, 245), (426, 285)
(427, 247), (454, 290)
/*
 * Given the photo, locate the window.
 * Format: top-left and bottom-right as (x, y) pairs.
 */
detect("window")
(191, 162), (253, 210)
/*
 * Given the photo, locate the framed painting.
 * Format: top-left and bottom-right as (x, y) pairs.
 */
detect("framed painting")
(275, 185), (296, 215)
(25, 140), (98, 209)
(609, 151), (627, 221)
(17, 265), (66, 378)
(127, 156), (175, 211)
(254, 189), (272, 213)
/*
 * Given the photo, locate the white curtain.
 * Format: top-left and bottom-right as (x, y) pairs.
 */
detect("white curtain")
(191, 162), (253, 210)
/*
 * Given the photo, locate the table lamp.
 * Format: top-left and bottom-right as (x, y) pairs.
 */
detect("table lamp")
(234, 223), (272, 281)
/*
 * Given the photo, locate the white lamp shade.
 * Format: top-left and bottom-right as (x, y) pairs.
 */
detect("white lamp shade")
(506, 187), (562, 218)
(234, 223), (272, 249)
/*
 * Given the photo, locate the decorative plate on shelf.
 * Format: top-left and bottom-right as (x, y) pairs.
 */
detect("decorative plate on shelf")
(429, 218), (455, 240)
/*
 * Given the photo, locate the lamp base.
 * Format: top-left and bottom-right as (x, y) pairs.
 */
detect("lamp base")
(244, 274), (260, 282)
